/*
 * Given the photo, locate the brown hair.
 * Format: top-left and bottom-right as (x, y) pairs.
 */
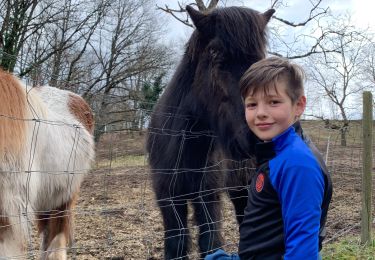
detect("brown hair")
(239, 56), (305, 103)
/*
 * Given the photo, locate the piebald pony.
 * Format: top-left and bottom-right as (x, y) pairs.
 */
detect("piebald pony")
(0, 69), (95, 259)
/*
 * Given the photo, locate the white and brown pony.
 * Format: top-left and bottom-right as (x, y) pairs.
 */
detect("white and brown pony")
(0, 69), (95, 259)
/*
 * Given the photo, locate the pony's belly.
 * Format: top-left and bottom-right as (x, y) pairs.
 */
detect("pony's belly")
(31, 170), (86, 210)
(29, 125), (94, 210)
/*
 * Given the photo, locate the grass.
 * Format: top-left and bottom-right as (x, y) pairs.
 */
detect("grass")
(301, 120), (365, 146)
(322, 236), (375, 259)
(95, 154), (146, 168)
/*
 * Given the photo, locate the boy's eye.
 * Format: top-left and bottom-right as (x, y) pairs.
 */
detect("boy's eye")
(246, 102), (257, 109)
(270, 100), (281, 105)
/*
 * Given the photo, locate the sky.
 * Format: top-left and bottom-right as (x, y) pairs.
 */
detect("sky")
(351, 0), (375, 28)
(155, 0), (375, 42)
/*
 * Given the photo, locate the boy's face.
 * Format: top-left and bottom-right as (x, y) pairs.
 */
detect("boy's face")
(244, 80), (306, 141)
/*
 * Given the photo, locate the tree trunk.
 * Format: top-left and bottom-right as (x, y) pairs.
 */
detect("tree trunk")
(340, 128), (347, 147)
(94, 123), (106, 143)
(340, 120), (349, 147)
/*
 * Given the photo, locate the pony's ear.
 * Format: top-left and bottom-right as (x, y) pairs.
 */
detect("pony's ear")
(186, 5), (215, 36)
(263, 9), (275, 23)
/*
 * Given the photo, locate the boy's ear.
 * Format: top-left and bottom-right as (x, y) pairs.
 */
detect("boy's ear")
(295, 96), (306, 117)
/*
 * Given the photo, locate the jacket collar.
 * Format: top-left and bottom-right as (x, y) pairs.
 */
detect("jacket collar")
(254, 121), (303, 165)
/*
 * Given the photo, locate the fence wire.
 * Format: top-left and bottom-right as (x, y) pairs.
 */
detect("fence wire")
(1, 82), (374, 259)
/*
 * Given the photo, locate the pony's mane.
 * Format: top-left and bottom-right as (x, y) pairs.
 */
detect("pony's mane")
(0, 70), (47, 159)
(0, 70), (28, 158)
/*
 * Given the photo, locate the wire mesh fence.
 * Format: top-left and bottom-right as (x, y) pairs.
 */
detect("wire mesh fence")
(302, 120), (372, 245)
(1, 80), (374, 259)
(58, 118), (374, 259)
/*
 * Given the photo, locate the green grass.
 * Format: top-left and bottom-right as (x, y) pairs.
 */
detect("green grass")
(322, 236), (375, 259)
(95, 154), (146, 168)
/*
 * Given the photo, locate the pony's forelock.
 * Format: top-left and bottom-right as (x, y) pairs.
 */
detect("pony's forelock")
(214, 7), (268, 59)
(186, 6), (268, 62)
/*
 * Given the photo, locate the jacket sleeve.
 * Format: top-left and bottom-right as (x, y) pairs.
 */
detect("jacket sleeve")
(270, 163), (324, 260)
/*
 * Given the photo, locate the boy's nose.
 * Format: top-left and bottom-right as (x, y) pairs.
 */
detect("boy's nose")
(256, 103), (268, 119)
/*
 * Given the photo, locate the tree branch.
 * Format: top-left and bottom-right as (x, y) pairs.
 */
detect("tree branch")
(156, 4), (193, 28)
(273, 0), (328, 27)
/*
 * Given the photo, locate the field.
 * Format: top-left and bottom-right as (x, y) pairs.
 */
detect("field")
(58, 120), (375, 259)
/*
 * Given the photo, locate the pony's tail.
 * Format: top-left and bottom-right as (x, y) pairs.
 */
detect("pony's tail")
(0, 69), (28, 160)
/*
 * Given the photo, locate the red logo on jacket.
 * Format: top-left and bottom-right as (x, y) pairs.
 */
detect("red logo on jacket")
(256, 173), (265, 192)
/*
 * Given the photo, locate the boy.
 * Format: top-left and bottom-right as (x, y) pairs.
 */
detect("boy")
(206, 57), (332, 259)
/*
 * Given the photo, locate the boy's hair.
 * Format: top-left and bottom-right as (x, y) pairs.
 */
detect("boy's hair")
(240, 56), (305, 103)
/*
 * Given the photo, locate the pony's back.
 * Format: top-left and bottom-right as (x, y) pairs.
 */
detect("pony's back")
(34, 86), (94, 134)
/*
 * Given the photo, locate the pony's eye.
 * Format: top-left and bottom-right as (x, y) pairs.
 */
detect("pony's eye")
(209, 48), (219, 58)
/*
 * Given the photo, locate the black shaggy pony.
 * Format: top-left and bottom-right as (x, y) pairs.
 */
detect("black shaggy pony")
(146, 5), (274, 259)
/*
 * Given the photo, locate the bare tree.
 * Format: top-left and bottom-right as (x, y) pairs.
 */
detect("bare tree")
(0, 0), (41, 71)
(80, 0), (171, 140)
(45, 0), (109, 88)
(360, 42), (375, 90)
(358, 42), (375, 114)
(156, 0), (220, 28)
(0, 0), (109, 83)
(305, 15), (370, 146)
(18, 0), (109, 85)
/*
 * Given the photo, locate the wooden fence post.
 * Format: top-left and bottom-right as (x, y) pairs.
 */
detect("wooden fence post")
(361, 91), (373, 245)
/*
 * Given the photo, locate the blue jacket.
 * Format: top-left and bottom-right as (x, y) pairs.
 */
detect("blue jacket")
(238, 122), (332, 260)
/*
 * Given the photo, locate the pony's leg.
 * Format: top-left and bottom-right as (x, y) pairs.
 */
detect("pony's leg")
(0, 214), (25, 258)
(158, 199), (190, 260)
(37, 194), (77, 260)
(226, 188), (248, 224)
(192, 189), (223, 259)
(225, 162), (254, 225)
(0, 186), (29, 258)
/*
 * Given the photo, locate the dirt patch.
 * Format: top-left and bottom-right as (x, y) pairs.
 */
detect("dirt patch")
(72, 165), (242, 259)
(70, 164), (372, 259)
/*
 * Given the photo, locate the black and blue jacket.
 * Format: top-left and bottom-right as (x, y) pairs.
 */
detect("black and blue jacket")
(238, 122), (332, 260)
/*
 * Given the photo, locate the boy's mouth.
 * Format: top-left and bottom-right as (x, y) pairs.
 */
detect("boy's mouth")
(256, 123), (274, 130)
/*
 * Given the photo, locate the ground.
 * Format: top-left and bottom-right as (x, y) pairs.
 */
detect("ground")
(35, 121), (374, 259)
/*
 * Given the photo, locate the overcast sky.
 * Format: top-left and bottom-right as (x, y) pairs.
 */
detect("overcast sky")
(154, 0), (375, 41)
